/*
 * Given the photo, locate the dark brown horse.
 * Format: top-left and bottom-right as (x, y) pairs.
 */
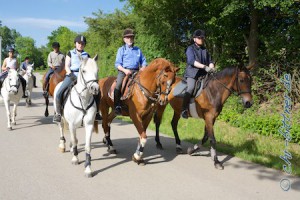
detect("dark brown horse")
(98, 58), (178, 165)
(153, 65), (253, 169)
(42, 67), (66, 117)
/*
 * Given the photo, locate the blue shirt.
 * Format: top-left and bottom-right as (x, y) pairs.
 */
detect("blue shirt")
(68, 48), (89, 77)
(115, 44), (147, 70)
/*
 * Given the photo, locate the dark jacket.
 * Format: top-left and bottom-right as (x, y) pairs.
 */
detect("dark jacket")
(184, 44), (213, 79)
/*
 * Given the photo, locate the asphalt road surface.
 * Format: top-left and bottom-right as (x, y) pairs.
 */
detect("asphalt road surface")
(0, 73), (299, 200)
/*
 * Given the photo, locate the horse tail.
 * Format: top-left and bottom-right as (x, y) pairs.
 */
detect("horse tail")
(93, 121), (99, 134)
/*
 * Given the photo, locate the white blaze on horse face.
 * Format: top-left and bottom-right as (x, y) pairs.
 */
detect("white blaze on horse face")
(8, 70), (19, 94)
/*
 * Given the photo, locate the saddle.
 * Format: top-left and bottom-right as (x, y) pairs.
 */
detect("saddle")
(108, 73), (137, 101)
(173, 75), (209, 98)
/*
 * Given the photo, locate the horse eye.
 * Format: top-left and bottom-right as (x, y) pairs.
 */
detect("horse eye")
(82, 70), (86, 73)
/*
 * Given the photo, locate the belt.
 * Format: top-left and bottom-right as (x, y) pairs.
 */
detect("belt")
(71, 70), (79, 72)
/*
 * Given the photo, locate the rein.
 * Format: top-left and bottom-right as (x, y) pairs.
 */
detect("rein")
(69, 67), (98, 116)
(131, 68), (171, 102)
(210, 68), (251, 96)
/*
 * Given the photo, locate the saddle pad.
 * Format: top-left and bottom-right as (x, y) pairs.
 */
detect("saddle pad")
(173, 79), (205, 98)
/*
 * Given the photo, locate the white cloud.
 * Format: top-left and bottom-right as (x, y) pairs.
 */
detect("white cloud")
(4, 17), (87, 30)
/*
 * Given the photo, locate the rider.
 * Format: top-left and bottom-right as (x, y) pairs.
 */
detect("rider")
(181, 29), (215, 119)
(20, 57), (38, 88)
(43, 42), (65, 95)
(0, 48), (28, 98)
(53, 35), (102, 123)
(114, 28), (147, 115)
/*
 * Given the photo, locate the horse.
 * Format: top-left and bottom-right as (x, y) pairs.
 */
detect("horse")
(153, 65), (254, 169)
(98, 58), (178, 165)
(53, 55), (99, 178)
(21, 63), (34, 107)
(1, 69), (23, 130)
(42, 67), (66, 117)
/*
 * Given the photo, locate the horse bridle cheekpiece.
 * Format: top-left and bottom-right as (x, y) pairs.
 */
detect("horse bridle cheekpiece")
(8, 72), (20, 92)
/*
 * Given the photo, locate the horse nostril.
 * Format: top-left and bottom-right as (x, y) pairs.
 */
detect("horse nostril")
(245, 101), (252, 108)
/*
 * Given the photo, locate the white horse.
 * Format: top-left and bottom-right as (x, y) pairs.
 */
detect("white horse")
(53, 55), (99, 178)
(22, 63), (34, 106)
(1, 69), (23, 130)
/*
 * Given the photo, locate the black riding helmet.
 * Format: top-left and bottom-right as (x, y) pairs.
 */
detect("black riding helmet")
(74, 35), (87, 44)
(52, 42), (60, 48)
(8, 47), (15, 52)
(193, 29), (206, 39)
(123, 28), (135, 37)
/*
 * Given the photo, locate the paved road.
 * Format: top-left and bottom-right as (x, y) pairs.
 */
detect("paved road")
(0, 73), (299, 200)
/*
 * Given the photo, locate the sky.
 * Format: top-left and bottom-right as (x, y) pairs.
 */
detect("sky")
(0, 0), (126, 47)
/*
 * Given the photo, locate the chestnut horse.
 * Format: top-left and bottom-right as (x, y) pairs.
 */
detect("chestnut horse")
(153, 65), (253, 169)
(98, 58), (178, 165)
(42, 67), (66, 117)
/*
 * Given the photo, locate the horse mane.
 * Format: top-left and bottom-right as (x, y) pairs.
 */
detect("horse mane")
(207, 67), (237, 82)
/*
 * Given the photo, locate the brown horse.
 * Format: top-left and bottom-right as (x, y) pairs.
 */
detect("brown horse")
(98, 58), (178, 165)
(153, 65), (253, 169)
(42, 67), (66, 117)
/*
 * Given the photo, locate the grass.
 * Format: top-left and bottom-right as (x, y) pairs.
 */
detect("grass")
(119, 105), (300, 176)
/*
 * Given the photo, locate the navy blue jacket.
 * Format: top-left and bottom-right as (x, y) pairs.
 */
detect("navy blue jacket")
(184, 44), (213, 79)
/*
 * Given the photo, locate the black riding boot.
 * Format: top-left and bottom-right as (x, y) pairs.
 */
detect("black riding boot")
(94, 92), (102, 121)
(19, 75), (28, 98)
(33, 75), (37, 88)
(114, 89), (122, 115)
(181, 92), (191, 119)
(0, 78), (3, 95)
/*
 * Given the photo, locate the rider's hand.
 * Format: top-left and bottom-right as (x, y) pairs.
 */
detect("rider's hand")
(140, 66), (146, 71)
(124, 69), (132, 76)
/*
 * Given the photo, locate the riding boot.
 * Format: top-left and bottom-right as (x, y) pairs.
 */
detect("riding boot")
(94, 93), (102, 121)
(0, 78), (3, 95)
(19, 76), (28, 98)
(181, 92), (191, 119)
(33, 75), (37, 88)
(53, 100), (62, 123)
(114, 89), (122, 115)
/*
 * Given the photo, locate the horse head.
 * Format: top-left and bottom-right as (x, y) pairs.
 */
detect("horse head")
(154, 59), (179, 105)
(233, 64), (253, 108)
(79, 55), (99, 95)
(7, 69), (20, 95)
(25, 63), (34, 77)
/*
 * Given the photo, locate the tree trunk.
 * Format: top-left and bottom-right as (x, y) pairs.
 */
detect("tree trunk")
(248, 7), (259, 67)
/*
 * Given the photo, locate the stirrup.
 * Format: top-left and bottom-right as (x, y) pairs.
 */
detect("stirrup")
(181, 110), (189, 119)
(53, 114), (62, 123)
(95, 113), (102, 121)
(115, 106), (122, 116)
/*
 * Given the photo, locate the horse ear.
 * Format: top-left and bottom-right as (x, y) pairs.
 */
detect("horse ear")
(93, 54), (98, 62)
(175, 67), (180, 72)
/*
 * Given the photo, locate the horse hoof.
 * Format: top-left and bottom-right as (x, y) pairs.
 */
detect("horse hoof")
(102, 137), (107, 144)
(176, 147), (183, 154)
(187, 147), (201, 156)
(45, 111), (49, 117)
(8, 127), (12, 131)
(132, 155), (145, 166)
(72, 160), (79, 165)
(59, 148), (65, 153)
(107, 149), (117, 154)
(84, 172), (93, 178)
(156, 143), (163, 150)
(215, 163), (224, 170)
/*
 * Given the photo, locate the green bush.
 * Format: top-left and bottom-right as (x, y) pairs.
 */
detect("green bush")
(218, 95), (300, 144)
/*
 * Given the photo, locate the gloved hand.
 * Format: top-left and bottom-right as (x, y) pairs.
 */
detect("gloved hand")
(204, 65), (213, 72)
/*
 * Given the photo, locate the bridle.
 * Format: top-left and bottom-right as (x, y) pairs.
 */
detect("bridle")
(70, 66), (98, 115)
(211, 67), (251, 96)
(6, 72), (20, 93)
(132, 67), (172, 103)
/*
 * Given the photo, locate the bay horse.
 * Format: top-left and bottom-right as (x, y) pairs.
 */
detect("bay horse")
(153, 65), (253, 169)
(98, 58), (178, 165)
(1, 69), (23, 130)
(53, 55), (99, 178)
(42, 67), (66, 117)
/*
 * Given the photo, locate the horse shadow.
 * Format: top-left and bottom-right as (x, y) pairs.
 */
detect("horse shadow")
(73, 134), (180, 177)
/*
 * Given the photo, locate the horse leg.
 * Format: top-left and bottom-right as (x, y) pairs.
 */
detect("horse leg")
(171, 111), (183, 154)
(44, 95), (49, 117)
(12, 103), (17, 125)
(69, 125), (79, 165)
(101, 107), (116, 154)
(153, 105), (166, 150)
(84, 123), (93, 178)
(187, 126), (209, 156)
(4, 100), (12, 130)
(58, 120), (66, 153)
(205, 117), (224, 170)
